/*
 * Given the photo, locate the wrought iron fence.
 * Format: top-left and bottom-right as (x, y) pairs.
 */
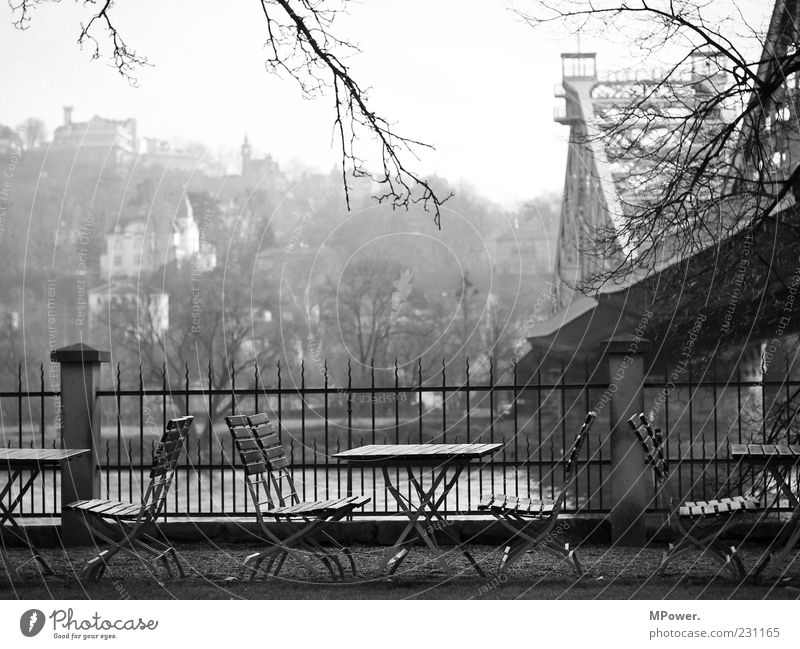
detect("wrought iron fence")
(93, 360), (611, 517)
(0, 365), (61, 516)
(642, 363), (800, 513)
(2, 359), (798, 518)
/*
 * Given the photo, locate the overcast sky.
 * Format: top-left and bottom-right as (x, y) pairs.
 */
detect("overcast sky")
(0, 0), (773, 208)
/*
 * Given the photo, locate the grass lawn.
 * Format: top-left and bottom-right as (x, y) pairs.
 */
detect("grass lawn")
(2, 543), (799, 600)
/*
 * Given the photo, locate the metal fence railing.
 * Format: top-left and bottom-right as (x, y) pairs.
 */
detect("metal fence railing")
(0, 365), (62, 516)
(642, 364), (800, 514)
(93, 360), (610, 517)
(2, 359), (798, 518)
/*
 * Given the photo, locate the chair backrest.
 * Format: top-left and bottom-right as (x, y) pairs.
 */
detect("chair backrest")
(628, 413), (668, 483)
(141, 416), (193, 515)
(564, 411), (597, 478)
(225, 413), (299, 509)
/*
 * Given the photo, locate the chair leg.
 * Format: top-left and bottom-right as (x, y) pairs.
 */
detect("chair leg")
(657, 545), (674, 575)
(659, 528), (746, 579)
(491, 512), (572, 576)
(129, 533), (177, 580)
(244, 548), (278, 580)
(82, 552), (113, 582)
(144, 523), (185, 578)
(567, 544), (583, 577)
(707, 540), (746, 579)
(386, 547), (410, 576)
(687, 518), (746, 579)
(341, 547), (357, 576)
(243, 551), (266, 580)
(319, 529), (358, 576)
(497, 521), (545, 574)
(729, 545), (747, 579)
(242, 552), (260, 580)
(499, 546), (512, 574)
(657, 539), (695, 575)
(499, 541), (531, 573)
(302, 541), (338, 579)
(245, 545), (320, 580)
(166, 547), (185, 578)
(15, 552), (53, 576)
(303, 538), (345, 580)
(543, 540), (583, 577)
(78, 517), (170, 583)
(270, 552), (287, 577)
(752, 519), (800, 580)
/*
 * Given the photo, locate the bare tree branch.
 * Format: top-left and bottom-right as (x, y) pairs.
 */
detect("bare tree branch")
(518, 0), (800, 290)
(8, 0), (450, 225)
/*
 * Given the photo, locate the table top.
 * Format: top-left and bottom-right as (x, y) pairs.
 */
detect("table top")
(730, 443), (800, 465)
(334, 443), (502, 465)
(0, 448), (90, 468)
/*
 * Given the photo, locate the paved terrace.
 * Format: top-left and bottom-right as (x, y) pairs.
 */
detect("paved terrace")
(1, 536), (799, 599)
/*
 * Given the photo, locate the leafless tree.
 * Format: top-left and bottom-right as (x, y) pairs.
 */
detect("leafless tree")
(315, 258), (402, 381)
(95, 268), (290, 456)
(16, 116), (47, 150)
(518, 0), (800, 290)
(9, 0), (449, 225)
(311, 257), (446, 381)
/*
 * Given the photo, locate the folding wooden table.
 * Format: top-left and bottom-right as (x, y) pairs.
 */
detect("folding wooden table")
(730, 443), (800, 577)
(334, 443), (501, 577)
(0, 448), (89, 580)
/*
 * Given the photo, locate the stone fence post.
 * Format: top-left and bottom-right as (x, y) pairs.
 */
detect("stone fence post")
(604, 334), (650, 546)
(51, 343), (109, 545)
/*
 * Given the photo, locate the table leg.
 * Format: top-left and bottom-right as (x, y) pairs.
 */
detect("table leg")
(411, 479), (486, 578)
(0, 469), (53, 579)
(404, 467), (464, 576)
(381, 466), (452, 575)
(380, 464), (483, 577)
(752, 465), (800, 579)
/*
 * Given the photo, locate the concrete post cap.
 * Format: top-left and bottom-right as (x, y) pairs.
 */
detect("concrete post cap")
(601, 334), (650, 355)
(51, 343), (110, 363)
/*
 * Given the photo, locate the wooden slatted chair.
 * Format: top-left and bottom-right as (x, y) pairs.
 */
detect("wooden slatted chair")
(628, 413), (761, 578)
(478, 411), (597, 575)
(66, 416), (193, 581)
(226, 413), (370, 580)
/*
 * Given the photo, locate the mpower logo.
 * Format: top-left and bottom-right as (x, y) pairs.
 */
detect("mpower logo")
(20, 609), (46, 637)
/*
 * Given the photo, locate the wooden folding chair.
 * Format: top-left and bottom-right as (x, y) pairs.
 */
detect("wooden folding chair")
(478, 411), (597, 575)
(65, 416), (193, 581)
(629, 413), (761, 578)
(226, 413), (370, 580)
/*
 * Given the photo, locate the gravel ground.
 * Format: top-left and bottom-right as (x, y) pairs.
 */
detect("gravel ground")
(2, 543), (799, 599)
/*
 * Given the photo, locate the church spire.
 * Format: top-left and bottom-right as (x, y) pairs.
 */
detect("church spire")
(241, 133), (251, 176)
